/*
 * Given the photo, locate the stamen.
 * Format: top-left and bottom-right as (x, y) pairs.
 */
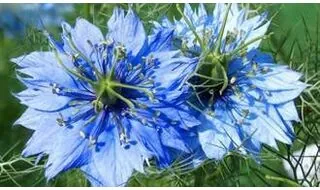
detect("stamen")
(206, 109), (215, 117)
(187, 82), (206, 108)
(56, 113), (66, 127)
(127, 63), (133, 71)
(79, 131), (86, 139)
(261, 66), (271, 74)
(119, 133), (130, 149)
(140, 118), (147, 125)
(113, 114), (131, 149)
(51, 83), (61, 94)
(154, 110), (161, 117)
(170, 120), (179, 125)
(230, 76), (237, 85)
(88, 136), (96, 145)
(92, 99), (104, 113)
(145, 158), (151, 167)
(138, 73), (145, 80)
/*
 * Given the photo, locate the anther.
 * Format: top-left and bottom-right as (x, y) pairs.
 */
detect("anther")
(141, 118), (147, 125)
(89, 136), (97, 145)
(92, 100), (104, 113)
(119, 133), (130, 149)
(206, 110), (215, 117)
(241, 109), (250, 118)
(145, 158), (151, 167)
(79, 131), (86, 139)
(252, 61), (258, 71)
(127, 63), (133, 71)
(154, 110), (161, 118)
(116, 45), (126, 60)
(265, 90), (272, 96)
(100, 39), (114, 46)
(236, 119), (244, 125)
(230, 76), (237, 85)
(133, 64), (142, 70)
(170, 120), (179, 125)
(56, 113), (66, 127)
(51, 83), (61, 94)
(261, 66), (270, 74)
(225, 30), (237, 45)
(138, 73), (145, 80)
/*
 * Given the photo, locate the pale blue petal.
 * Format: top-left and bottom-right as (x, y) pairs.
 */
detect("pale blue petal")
(107, 8), (147, 57)
(276, 101), (300, 122)
(70, 18), (104, 58)
(15, 87), (71, 111)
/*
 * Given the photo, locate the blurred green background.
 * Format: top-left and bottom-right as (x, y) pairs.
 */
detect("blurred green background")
(0, 3), (319, 187)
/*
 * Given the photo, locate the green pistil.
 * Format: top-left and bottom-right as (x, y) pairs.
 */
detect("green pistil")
(226, 32), (274, 59)
(53, 49), (95, 86)
(93, 78), (155, 112)
(176, 4), (205, 50)
(63, 32), (103, 80)
(107, 45), (125, 81)
(214, 3), (232, 54)
(93, 79), (132, 111)
(111, 82), (155, 101)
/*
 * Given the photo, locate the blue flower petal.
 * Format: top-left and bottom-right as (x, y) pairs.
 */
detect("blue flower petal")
(80, 119), (147, 186)
(107, 7), (147, 57)
(15, 87), (71, 111)
(276, 101), (300, 122)
(70, 18), (104, 58)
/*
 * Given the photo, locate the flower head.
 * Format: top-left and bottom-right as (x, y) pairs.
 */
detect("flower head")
(197, 49), (307, 159)
(13, 7), (199, 186)
(153, 4), (307, 159)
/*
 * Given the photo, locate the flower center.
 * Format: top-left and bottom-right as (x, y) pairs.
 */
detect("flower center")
(92, 78), (121, 112)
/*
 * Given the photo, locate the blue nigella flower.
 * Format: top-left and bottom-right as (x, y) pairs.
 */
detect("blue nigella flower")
(153, 3), (307, 159)
(0, 4), (73, 38)
(12, 7), (199, 186)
